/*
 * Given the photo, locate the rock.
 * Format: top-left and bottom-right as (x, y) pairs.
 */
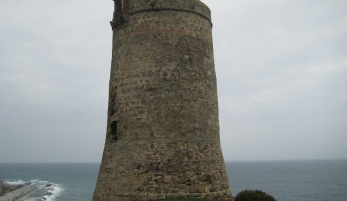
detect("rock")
(155, 186), (162, 193)
(163, 175), (171, 183)
(0, 180), (31, 196)
(0, 182), (36, 200)
(0, 180), (4, 195)
(189, 185), (198, 193)
(171, 176), (180, 183)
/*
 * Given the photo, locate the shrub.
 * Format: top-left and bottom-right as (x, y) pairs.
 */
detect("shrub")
(160, 199), (216, 201)
(235, 190), (276, 201)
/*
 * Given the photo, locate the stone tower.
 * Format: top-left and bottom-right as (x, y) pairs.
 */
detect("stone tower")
(94, 0), (232, 200)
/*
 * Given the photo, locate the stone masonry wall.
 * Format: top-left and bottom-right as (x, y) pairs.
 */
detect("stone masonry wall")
(94, 1), (232, 200)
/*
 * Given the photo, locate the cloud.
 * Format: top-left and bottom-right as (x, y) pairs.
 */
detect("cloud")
(0, 0), (113, 162)
(201, 0), (347, 160)
(0, 0), (346, 162)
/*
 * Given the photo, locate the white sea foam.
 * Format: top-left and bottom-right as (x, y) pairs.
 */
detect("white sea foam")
(3, 179), (27, 186)
(43, 183), (64, 201)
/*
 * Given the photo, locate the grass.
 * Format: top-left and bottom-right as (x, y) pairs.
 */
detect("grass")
(160, 199), (230, 201)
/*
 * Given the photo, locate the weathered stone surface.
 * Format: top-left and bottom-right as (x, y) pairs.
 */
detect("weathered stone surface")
(94, 0), (232, 200)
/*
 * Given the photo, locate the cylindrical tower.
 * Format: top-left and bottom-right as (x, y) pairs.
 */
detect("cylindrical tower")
(94, 0), (232, 200)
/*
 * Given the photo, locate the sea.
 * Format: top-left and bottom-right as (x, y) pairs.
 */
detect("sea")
(0, 160), (346, 201)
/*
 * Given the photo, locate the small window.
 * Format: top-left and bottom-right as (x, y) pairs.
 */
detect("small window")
(110, 121), (118, 141)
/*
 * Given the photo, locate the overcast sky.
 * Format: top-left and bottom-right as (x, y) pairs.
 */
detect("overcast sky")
(0, 0), (346, 163)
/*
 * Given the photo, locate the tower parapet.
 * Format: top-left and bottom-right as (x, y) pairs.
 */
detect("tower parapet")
(128, 0), (211, 23)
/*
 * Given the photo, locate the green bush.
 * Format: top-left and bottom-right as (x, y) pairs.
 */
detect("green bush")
(160, 199), (216, 201)
(235, 190), (276, 201)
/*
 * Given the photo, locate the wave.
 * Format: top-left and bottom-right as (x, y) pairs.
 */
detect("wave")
(3, 179), (27, 186)
(2, 179), (64, 201)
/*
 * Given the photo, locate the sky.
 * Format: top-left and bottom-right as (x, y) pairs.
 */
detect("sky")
(0, 0), (346, 163)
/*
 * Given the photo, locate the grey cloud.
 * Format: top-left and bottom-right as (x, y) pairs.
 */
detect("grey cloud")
(201, 0), (347, 160)
(0, 0), (346, 162)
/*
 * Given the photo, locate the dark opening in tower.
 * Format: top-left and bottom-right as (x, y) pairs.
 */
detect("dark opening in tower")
(109, 121), (118, 142)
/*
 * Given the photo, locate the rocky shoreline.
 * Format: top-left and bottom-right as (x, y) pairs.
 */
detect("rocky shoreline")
(0, 180), (54, 201)
(0, 180), (3, 196)
(0, 180), (30, 196)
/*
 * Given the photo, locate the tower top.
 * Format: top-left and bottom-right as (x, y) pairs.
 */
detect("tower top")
(118, 0), (211, 23)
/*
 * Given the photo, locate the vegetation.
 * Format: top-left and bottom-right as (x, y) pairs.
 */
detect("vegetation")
(234, 190), (276, 201)
(161, 199), (220, 201)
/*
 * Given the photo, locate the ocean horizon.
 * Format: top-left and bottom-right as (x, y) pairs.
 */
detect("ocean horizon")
(1, 159), (346, 201)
